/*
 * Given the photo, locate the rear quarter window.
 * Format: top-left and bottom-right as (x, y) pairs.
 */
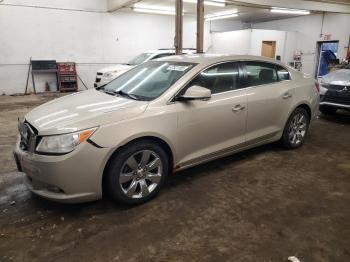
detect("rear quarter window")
(276, 65), (290, 81)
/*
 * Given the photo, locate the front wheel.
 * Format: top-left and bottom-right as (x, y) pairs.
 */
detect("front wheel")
(281, 108), (310, 149)
(106, 140), (169, 205)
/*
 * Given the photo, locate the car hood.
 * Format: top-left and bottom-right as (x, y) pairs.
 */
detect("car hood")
(97, 64), (134, 74)
(25, 89), (148, 135)
(321, 69), (350, 86)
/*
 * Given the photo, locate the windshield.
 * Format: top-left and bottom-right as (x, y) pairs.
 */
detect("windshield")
(104, 61), (196, 101)
(127, 53), (153, 65)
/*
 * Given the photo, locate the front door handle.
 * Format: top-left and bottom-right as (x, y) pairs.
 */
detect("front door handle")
(282, 92), (292, 99)
(232, 104), (245, 112)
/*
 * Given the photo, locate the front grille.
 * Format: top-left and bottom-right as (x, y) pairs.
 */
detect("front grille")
(18, 120), (38, 152)
(323, 85), (350, 105)
(328, 85), (347, 91)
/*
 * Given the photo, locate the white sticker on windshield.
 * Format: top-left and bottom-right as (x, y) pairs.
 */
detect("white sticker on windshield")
(166, 65), (189, 72)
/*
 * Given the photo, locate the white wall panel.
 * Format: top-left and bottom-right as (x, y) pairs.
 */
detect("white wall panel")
(249, 29), (286, 59)
(0, 5), (199, 94)
(252, 13), (350, 76)
(210, 29), (296, 64)
(211, 30), (251, 55)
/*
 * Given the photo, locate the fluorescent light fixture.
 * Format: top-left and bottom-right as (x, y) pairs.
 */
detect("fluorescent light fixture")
(205, 9), (238, 21)
(270, 7), (310, 15)
(205, 13), (238, 21)
(133, 7), (175, 15)
(133, 3), (176, 15)
(184, 0), (226, 7)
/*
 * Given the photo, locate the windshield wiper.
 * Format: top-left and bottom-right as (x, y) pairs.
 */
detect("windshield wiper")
(96, 85), (106, 91)
(115, 90), (142, 100)
(103, 89), (117, 96)
(103, 89), (141, 100)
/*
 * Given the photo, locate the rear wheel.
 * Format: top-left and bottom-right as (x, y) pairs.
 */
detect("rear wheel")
(106, 140), (169, 204)
(281, 108), (310, 149)
(319, 105), (337, 115)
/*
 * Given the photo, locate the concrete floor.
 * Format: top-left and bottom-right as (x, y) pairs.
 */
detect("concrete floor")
(0, 94), (349, 262)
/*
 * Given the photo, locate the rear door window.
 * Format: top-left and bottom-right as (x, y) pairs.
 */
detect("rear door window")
(244, 62), (278, 86)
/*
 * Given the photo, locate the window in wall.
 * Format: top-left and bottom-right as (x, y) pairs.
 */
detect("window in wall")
(186, 62), (240, 94)
(245, 62), (278, 86)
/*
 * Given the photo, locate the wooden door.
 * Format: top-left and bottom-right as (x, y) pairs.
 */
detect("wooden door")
(261, 41), (276, 59)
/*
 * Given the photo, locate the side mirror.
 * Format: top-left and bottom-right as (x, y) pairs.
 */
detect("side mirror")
(180, 85), (211, 100)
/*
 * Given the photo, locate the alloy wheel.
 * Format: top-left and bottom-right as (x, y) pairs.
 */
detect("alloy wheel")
(288, 113), (307, 146)
(119, 150), (163, 199)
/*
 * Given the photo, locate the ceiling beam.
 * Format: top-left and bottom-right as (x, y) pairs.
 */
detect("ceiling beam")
(225, 0), (350, 13)
(108, 0), (142, 12)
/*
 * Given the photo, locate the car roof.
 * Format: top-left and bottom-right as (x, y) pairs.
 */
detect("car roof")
(147, 49), (197, 54)
(157, 53), (287, 67)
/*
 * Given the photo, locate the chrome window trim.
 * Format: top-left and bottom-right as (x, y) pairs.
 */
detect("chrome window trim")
(242, 60), (292, 88)
(168, 59), (292, 104)
(210, 85), (257, 97)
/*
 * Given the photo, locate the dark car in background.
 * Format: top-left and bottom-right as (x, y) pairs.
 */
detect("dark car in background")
(319, 64), (350, 114)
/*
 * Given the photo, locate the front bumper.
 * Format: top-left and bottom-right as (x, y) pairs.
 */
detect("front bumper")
(13, 137), (111, 203)
(320, 94), (350, 110)
(319, 84), (350, 110)
(319, 101), (350, 109)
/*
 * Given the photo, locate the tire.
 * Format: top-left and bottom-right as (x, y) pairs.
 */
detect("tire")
(281, 107), (310, 149)
(105, 140), (169, 205)
(319, 105), (337, 115)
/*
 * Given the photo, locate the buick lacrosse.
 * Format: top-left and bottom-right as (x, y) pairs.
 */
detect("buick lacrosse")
(14, 54), (319, 204)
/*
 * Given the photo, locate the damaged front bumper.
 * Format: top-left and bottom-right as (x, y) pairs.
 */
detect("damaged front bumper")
(13, 136), (110, 203)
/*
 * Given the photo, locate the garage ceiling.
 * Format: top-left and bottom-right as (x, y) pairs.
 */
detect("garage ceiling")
(115, 0), (318, 23)
(305, 0), (350, 4)
(110, 0), (350, 22)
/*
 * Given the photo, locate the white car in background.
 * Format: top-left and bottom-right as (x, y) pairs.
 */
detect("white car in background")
(94, 48), (197, 88)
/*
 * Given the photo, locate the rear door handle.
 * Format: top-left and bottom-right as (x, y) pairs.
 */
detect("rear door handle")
(232, 104), (245, 112)
(282, 92), (292, 99)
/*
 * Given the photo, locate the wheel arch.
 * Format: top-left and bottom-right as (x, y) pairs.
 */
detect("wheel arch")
(101, 135), (175, 196)
(279, 102), (312, 139)
(288, 102), (312, 121)
(296, 103), (311, 119)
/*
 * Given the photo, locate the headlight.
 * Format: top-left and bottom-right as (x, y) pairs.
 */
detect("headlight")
(319, 82), (329, 95)
(36, 127), (97, 154)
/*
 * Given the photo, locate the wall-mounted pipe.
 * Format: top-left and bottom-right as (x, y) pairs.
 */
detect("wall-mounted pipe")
(320, 11), (325, 38)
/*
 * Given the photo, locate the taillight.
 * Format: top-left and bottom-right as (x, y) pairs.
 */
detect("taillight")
(315, 82), (320, 93)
